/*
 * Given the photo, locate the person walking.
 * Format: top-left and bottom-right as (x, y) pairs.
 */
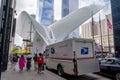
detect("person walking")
(26, 53), (32, 71)
(36, 53), (44, 74)
(18, 55), (26, 72)
(33, 53), (37, 70)
(12, 54), (19, 71)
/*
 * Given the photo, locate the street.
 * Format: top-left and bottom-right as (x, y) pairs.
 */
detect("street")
(47, 69), (112, 80)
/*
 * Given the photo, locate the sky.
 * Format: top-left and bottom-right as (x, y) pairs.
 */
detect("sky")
(16, 0), (110, 20)
(0, 0), (1, 6)
(15, 0), (110, 46)
(16, 0), (62, 20)
(16, 0), (37, 16)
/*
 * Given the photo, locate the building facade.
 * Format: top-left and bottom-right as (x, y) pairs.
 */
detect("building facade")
(111, 0), (120, 57)
(81, 14), (114, 53)
(81, 0), (120, 57)
(0, 0), (16, 72)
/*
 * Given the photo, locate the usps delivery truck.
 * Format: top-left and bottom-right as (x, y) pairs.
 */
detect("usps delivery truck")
(45, 38), (99, 76)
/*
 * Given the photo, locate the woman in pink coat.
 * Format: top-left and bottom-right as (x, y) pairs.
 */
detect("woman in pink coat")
(19, 55), (26, 71)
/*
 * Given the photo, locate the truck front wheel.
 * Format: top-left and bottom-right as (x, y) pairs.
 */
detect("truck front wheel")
(57, 66), (64, 76)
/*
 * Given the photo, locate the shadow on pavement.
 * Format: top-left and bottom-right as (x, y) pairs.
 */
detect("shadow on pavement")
(47, 69), (98, 80)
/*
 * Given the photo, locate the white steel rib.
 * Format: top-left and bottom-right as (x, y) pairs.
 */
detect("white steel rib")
(16, 3), (104, 53)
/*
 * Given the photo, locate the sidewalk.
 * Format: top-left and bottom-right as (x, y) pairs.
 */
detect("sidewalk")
(1, 62), (111, 80)
(1, 70), (66, 80)
(1, 62), (66, 80)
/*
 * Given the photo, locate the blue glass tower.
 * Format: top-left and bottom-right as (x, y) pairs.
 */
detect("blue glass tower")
(111, 0), (120, 57)
(62, 0), (79, 38)
(36, 0), (54, 26)
(62, 0), (69, 17)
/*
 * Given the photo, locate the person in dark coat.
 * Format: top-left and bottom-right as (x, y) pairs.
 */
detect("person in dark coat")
(33, 53), (37, 70)
(26, 53), (32, 71)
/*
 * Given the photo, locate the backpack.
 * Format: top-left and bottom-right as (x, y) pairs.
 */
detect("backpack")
(27, 57), (32, 63)
(13, 56), (18, 62)
(37, 56), (44, 64)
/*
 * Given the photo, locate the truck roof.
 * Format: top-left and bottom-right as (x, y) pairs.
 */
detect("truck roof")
(47, 38), (94, 47)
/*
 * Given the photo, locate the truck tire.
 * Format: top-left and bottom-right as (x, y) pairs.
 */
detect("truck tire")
(57, 66), (64, 76)
(115, 73), (120, 80)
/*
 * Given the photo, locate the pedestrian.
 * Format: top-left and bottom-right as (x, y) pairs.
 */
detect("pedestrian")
(12, 54), (19, 71)
(26, 53), (32, 71)
(18, 55), (26, 72)
(9, 54), (13, 69)
(36, 53), (44, 73)
(33, 53), (37, 70)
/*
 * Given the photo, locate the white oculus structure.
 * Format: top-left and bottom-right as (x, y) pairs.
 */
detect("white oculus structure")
(16, 3), (104, 53)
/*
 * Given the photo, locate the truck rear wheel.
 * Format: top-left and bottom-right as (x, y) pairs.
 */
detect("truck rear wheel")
(115, 73), (120, 80)
(57, 66), (64, 76)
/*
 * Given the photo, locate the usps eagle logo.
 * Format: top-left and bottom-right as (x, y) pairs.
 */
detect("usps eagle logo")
(81, 47), (89, 55)
(51, 47), (55, 54)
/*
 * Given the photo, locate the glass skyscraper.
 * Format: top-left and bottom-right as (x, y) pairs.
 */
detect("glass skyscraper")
(36, 0), (43, 23)
(62, 0), (79, 38)
(36, 0), (54, 26)
(111, 0), (120, 57)
(62, 0), (69, 17)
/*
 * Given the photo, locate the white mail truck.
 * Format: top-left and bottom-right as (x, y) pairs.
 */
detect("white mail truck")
(45, 38), (99, 76)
